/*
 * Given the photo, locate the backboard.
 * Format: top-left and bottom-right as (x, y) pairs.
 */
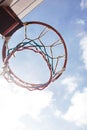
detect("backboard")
(0, 0), (44, 19)
(0, 0), (44, 36)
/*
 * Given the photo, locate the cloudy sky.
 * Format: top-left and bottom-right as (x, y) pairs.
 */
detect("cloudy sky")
(0, 0), (87, 130)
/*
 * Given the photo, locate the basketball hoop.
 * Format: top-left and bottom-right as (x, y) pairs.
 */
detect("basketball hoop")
(2, 21), (67, 90)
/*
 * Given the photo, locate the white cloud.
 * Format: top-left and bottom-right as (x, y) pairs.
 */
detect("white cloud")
(62, 88), (87, 126)
(80, 36), (87, 70)
(76, 32), (86, 37)
(80, 0), (87, 10)
(54, 109), (62, 118)
(0, 77), (53, 130)
(61, 76), (78, 94)
(75, 19), (85, 25)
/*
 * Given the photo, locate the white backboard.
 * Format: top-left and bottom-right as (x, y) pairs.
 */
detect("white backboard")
(0, 0), (44, 19)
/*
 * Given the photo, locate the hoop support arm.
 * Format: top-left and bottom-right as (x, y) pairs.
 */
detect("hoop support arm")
(0, 6), (23, 37)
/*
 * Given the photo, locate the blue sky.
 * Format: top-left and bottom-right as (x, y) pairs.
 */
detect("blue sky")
(0, 0), (87, 130)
